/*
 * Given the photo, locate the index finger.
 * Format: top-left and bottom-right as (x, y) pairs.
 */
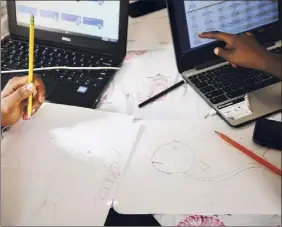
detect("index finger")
(198, 31), (236, 45)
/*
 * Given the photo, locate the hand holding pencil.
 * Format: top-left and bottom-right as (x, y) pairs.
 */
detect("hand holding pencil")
(0, 15), (45, 126)
(1, 75), (45, 126)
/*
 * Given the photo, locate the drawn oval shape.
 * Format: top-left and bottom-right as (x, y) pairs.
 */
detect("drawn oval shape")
(151, 141), (195, 175)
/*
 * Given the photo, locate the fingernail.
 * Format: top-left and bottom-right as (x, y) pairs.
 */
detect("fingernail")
(26, 83), (35, 92)
(198, 32), (203, 35)
(32, 109), (36, 114)
(214, 48), (219, 55)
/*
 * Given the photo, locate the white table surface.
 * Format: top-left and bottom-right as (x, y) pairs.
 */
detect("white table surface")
(1, 9), (281, 226)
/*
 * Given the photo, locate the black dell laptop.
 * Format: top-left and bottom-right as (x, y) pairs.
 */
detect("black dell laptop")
(1, 1), (128, 108)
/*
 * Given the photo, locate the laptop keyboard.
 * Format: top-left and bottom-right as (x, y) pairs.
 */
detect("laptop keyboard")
(1, 39), (114, 87)
(188, 46), (282, 105)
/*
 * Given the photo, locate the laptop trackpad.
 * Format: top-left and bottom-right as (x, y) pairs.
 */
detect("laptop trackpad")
(42, 79), (58, 98)
(253, 83), (282, 109)
(46, 82), (101, 108)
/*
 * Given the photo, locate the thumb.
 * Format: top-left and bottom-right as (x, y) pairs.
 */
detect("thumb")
(214, 47), (231, 61)
(7, 83), (35, 104)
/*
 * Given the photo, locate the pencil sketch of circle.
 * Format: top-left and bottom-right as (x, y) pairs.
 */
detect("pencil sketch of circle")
(151, 141), (195, 175)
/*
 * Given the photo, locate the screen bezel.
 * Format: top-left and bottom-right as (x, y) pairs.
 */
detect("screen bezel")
(7, 0), (128, 58)
(166, 0), (282, 73)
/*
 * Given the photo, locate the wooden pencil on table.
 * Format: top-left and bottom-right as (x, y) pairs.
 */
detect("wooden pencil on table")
(215, 131), (281, 176)
(27, 15), (35, 119)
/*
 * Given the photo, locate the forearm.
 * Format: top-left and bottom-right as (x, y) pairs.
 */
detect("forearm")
(264, 53), (282, 80)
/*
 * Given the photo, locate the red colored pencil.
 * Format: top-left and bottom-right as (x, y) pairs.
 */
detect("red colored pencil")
(215, 131), (281, 176)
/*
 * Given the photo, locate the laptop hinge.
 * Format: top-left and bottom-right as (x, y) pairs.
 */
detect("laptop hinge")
(194, 58), (225, 71)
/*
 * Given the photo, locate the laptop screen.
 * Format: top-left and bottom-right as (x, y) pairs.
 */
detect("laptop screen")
(174, 1), (279, 53)
(15, 1), (120, 43)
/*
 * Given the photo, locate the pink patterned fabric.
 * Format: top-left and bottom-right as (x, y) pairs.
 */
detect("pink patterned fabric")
(178, 215), (225, 226)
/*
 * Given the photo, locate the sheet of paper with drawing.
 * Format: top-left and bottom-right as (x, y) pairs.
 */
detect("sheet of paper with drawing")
(98, 47), (210, 119)
(1, 103), (139, 226)
(114, 119), (281, 215)
(128, 48), (209, 120)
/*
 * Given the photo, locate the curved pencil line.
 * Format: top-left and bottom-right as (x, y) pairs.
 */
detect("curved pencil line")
(185, 166), (264, 182)
(151, 140), (196, 174)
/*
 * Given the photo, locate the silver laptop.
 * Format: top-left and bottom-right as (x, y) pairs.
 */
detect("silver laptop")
(167, 0), (281, 127)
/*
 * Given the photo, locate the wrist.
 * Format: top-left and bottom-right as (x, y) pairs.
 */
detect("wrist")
(1, 109), (9, 127)
(261, 52), (274, 71)
(264, 52), (282, 79)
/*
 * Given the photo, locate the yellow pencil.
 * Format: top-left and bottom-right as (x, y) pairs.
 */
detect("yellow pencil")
(27, 15), (35, 118)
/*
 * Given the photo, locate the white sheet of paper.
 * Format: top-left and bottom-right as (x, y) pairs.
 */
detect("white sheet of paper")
(1, 14), (8, 38)
(1, 103), (139, 226)
(114, 119), (281, 215)
(127, 9), (172, 51)
(128, 9), (171, 43)
(127, 41), (171, 51)
(98, 47), (210, 120)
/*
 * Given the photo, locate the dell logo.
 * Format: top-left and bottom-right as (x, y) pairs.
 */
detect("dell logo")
(62, 36), (71, 42)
